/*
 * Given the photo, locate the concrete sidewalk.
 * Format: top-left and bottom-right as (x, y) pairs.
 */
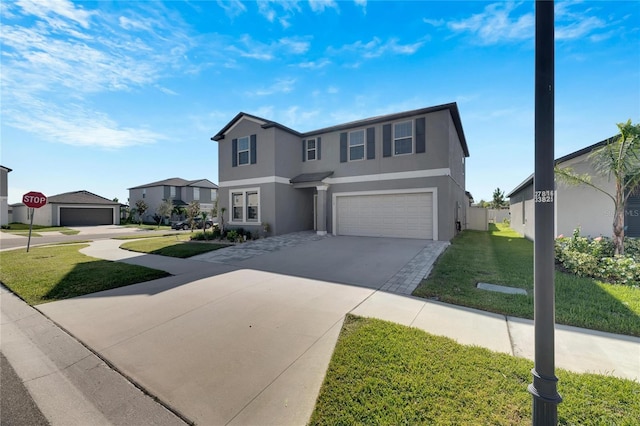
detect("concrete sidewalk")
(1, 285), (187, 426)
(7, 238), (640, 425)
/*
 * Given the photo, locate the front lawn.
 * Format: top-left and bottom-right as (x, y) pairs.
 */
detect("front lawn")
(310, 315), (640, 425)
(0, 245), (170, 305)
(1, 223), (80, 236)
(120, 236), (230, 258)
(413, 224), (640, 336)
(122, 223), (173, 231)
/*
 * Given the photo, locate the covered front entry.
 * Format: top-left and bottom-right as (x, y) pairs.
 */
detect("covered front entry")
(335, 191), (434, 239)
(60, 207), (114, 226)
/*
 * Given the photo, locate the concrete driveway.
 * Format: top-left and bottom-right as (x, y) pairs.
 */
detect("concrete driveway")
(31, 234), (640, 425)
(37, 235), (437, 425)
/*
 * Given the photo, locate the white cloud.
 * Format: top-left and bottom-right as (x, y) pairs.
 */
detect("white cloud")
(308, 0), (338, 13)
(256, 0), (301, 28)
(249, 78), (296, 96)
(447, 2), (534, 44)
(279, 37), (310, 54)
(556, 16), (606, 40)
(227, 35), (310, 61)
(446, 1), (612, 45)
(216, 0), (247, 18)
(298, 59), (331, 69)
(327, 86), (339, 94)
(354, 0), (367, 14)
(1, 1), (194, 149)
(423, 18), (444, 27)
(333, 37), (424, 59)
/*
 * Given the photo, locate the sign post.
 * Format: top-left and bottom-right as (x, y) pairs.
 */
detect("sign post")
(22, 191), (47, 253)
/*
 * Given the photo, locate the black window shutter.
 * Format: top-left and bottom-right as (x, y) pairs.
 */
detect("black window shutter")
(340, 132), (348, 163)
(250, 134), (257, 164)
(366, 127), (375, 159)
(232, 138), (238, 167)
(302, 139), (306, 162)
(416, 117), (426, 153)
(317, 137), (321, 160)
(383, 124), (392, 157)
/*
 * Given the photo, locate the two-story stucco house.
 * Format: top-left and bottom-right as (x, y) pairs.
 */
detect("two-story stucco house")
(128, 178), (218, 223)
(0, 165), (12, 226)
(507, 137), (640, 240)
(212, 102), (470, 241)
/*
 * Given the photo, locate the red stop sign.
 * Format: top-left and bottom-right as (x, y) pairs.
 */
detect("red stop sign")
(22, 191), (47, 208)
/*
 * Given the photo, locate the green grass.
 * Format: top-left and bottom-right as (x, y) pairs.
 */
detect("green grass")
(1, 223), (81, 236)
(0, 245), (170, 305)
(120, 236), (229, 258)
(413, 224), (640, 336)
(112, 233), (179, 240)
(122, 223), (173, 231)
(310, 315), (640, 426)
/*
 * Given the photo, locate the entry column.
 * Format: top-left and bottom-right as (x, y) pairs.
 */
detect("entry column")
(316, 185), (328, 236)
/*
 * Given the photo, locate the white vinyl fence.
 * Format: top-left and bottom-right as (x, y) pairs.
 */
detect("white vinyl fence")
(467, 207), (510, 231)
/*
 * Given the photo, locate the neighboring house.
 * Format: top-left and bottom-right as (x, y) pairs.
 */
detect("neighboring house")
(12, 190), (121, 226)
(0, 165), (12, 226)
(211, 102), (470, 241)
(128, 178), (218, 223)
(507, 137), (640, 240)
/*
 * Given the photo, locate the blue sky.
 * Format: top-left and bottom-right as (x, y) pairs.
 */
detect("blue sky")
(1, 0), (638, 206)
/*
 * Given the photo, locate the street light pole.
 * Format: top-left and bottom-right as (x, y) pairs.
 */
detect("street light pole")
(529, 1), (562, 424)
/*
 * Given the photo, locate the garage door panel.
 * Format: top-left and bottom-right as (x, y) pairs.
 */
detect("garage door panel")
(336, 193), (433, 239)
(60, 208), (114, 226)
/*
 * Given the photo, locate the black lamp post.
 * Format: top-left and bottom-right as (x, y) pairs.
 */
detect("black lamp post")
(528, 1), (563, 424)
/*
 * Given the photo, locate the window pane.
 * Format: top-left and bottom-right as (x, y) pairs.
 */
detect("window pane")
(232, 193), (243, 220)
(350, 145), (364, 160)
(349, 130), (364, 146)
(395, 137), (412, 155)
(247, 192), (258, 221)
(307, 139), (315, 149)
(307, 150), (316, 160)
(238, 137), (249, 151)
(238, 151), (249, 165)
(395, 121), (412, 139)
(193, 188), (200, 200)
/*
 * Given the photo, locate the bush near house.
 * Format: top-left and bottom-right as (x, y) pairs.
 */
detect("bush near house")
(555, 228), (640, 286)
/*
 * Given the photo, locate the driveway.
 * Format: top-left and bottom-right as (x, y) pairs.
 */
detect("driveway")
(36, 235), (442, 425)
(32, 234), (640, 425)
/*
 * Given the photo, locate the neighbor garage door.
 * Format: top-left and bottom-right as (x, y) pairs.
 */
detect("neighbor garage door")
(60, 207), (114, 226)
(336, 192), (433, 239)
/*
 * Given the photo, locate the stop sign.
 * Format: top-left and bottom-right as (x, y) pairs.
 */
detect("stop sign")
(22, 191), (47, 208)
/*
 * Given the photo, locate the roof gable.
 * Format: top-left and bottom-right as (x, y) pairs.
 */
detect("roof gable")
(129, 177), (218, 190)
(211, 103), (469, 157)
(48, 190), (119, 205)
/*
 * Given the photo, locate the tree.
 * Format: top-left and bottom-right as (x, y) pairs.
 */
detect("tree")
(475, 199), (491, 208)
(156, 199), (173, 228)
(135, 200), (148, 225)
(491, 188), (507, 209)
(186, 201), (200, 232)
(201, 211), (209, 240)
(555, 120), (640, 255)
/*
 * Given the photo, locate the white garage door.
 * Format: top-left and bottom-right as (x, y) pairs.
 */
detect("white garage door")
(336, 192), (433, 239)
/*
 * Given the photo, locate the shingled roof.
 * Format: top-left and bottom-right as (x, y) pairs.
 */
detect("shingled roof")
(47, 190), (120, 205)
(128, 178), (218, 190)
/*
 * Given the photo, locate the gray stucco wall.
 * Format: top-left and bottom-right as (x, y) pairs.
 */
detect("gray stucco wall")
(216, 108), (467, 241)
(508, 181), (536, 240)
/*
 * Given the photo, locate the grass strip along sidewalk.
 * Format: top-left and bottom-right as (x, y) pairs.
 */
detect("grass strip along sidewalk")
(0, 245), (169, 305)
(310, 315), (640, 426)
(119, 235), (230, 258)
(413, 224), (640, 337)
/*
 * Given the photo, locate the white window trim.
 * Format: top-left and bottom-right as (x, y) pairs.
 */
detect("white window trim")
(237, 136), (251, 166)
(393, 120), (414, 156)
(170, 186), (176, 198)
(193, 187), (200, 201)
(332, 187), (439, 241)
(228, 187), (261, 225)
(306, 138), (317, 161)
(348, 129), (366, 162)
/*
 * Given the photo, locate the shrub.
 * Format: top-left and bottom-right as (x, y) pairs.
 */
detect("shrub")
(555, 229), (639, 286)
(226, 230), (238, 242)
